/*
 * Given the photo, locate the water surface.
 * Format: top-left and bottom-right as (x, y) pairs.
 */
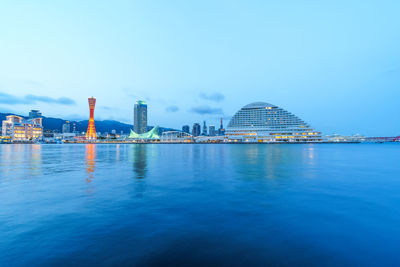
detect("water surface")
(0, 143), (399, 266)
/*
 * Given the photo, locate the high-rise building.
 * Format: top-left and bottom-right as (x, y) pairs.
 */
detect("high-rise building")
(192, 123), (201, 137)
(218, 118), (225, 135)
(209, 125), (216, 136)
(86, 97), (97, 140)
(225, 102), (322, 142)
(182, 125), (190, 134)
(2, 115), (43, 141)
(202, 121), (208, 136)
(134, 100), (147, 134)
(29, 110), (42, 119)
(62, 121), (71, 133)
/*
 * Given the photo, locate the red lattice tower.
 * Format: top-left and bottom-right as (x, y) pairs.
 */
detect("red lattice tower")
(86, 97), (97, 140)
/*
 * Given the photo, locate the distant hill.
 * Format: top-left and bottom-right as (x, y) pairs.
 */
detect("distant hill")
(0, 113), (176, 134)
(72, 120), (133, 134)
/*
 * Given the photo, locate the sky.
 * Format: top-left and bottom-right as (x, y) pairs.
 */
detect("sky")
(0, 0), (399, 136)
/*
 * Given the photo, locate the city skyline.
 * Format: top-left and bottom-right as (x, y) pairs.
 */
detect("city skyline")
(1, 2), (400, 266)
(0, 1), (399, 136)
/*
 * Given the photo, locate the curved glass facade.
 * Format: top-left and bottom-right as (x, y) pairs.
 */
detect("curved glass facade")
(226, 102), (323, 142)
(129, 126), (160, 139)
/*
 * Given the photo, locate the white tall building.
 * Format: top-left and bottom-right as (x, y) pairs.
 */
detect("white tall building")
(225, 102), (322, 143)
(2, 115), (43, 141)
(62, 121), (71, 133)
(134, 100), (147, 134)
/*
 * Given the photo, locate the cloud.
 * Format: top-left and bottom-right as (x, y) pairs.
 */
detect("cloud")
(0, 92), (75, 105)
(25, 94), (76, 105)
(0, 92), (29, 104)
(199, 92), (225, 102)
(190, 105), (223, 115)
(166, 105), (179, 112)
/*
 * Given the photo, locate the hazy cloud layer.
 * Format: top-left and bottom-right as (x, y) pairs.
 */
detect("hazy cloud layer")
(65, 114), (87, 121)
(0, 92), (75, 105)
(166, 105), (179, 112)
(190, 105), (223, 115)
(199, 92), (225, 102)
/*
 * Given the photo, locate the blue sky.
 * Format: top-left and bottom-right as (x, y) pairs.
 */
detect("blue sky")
(0, 0), (399, 135)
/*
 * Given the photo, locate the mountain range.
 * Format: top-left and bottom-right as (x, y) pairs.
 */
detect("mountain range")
(0, 113), (175, 134)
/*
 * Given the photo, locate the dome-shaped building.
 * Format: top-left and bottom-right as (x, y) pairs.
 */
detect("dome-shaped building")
(225, 102), (322, 143)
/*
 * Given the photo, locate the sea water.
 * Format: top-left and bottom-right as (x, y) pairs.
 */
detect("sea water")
(0, 143), (399, 266)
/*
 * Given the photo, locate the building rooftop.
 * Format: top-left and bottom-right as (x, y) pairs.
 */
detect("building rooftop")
(242, 102), (277, 109)
(136, 100), (147, 105)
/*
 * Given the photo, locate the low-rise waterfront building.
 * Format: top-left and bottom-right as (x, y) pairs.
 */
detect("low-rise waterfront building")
(362, 136), (398, 143)
(161, 131), (194, 143)
(129, 126), (160, 140)
(325, 134), (400, 143)
(195, 135), (225, 143)
(0, 136), (12, 143)
(2, 115), (43, 141)
(62, 133), (76, 141)
(325, 134), (366, 143)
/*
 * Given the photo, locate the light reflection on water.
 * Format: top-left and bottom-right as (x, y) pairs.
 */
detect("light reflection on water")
(133, 144), (147, 179)
(86, 144), (96, 183)
(0, 143), (400, 266)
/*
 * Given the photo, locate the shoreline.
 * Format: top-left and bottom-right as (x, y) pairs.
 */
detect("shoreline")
(0, 141), (372, 145)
